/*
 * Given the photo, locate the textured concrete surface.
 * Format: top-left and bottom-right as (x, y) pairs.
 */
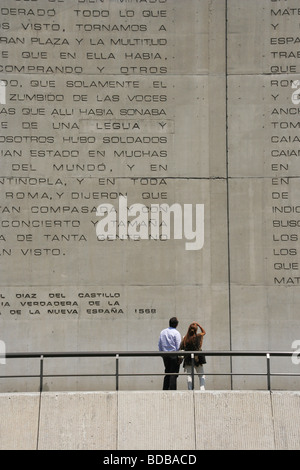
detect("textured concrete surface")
(38, 391), (117, 450)
(1, 0), (300, 393)
(0, 393), (39, 450)
(1, 391), (300, 450)
(195, 391), (274, 450)
(272, 391), (300, 450)
(118, 391), (195, 450)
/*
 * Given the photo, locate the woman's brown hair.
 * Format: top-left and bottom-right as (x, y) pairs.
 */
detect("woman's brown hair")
(181, 322), (200, 349)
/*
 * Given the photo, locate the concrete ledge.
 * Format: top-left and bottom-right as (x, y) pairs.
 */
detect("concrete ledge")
(195, 391), (274, 450)
(38, 391), (117, 450)
(118, 391), (195, 450)
(272, 391), (300, 450)
(1, 391), (300, 450)
(0, 393), (39, 450)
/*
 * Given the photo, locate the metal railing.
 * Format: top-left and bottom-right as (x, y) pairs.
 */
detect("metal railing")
(1, 350), (298, 392)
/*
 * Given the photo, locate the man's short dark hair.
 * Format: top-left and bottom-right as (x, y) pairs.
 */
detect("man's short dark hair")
(169, 317), (178, 328)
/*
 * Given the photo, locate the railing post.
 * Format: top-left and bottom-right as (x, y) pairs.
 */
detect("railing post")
(191, 353), (195, 390)
(39, 355), (44, 393)
(266, 353), (271, 391)
(116, 354), (119, 391)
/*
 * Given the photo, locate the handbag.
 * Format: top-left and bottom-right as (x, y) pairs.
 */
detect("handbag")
(194, 336), (206, 365)
(194, 352), (206, 365)
(177, 351), (184, 364)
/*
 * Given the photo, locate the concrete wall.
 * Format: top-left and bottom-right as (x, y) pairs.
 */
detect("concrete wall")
(0, 0), (300, 391)
(1, 391), (300, 450)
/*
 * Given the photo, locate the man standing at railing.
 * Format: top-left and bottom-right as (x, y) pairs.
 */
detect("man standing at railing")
(158, 317), (182, 390)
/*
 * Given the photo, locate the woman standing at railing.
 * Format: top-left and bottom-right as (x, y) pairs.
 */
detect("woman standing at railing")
(180, 322), (206, 390)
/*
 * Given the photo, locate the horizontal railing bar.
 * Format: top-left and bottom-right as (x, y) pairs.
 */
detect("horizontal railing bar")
(4, 350), (295, 359)
(2, 372), (299, 378)
(265, 372), (300, 377)
(38, 373), (272, 378)
(1, 351), (299, 392)
(0, 372), (282, 379)
(1, 372), (300, 380)
(0, 375), (40, 379)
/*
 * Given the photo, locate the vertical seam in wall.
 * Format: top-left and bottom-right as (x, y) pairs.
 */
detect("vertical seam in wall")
(193, 391), (197, 450)
(36, 391), (42, 450)
(225, 0), (233, 389)
(269, 391), (277, 450)
(116, 391), (119, 450)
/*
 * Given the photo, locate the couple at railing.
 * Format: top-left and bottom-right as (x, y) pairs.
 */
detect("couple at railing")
(158, 317), (206, 391)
